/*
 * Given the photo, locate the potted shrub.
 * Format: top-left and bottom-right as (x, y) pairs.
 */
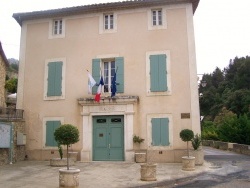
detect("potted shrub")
(54, 124), (80, 188)
(179, 129), (195, 171)
(133, 135), (146, 163)
(140, 146), (157, 181)
(191, 134), (204, 165)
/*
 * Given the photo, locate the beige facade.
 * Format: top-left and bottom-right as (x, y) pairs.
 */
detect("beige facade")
(14, 0), (200, 162)
(0, 42), (8, 107)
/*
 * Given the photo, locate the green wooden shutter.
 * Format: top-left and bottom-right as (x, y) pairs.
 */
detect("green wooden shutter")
(92, 59), (100, 94)
(149, 54), (167, 92)
(115, 57), (124, 93)
(46, 121), (61, 146)
(152, 118), (169, 146)
(152, 118), (161, 146)
(47, 62), (62, 96)
(158, 55), (167, 91)
(47, 62), (56, 96)
(160, 118), (170, 146)
(54, 62), (63, 96)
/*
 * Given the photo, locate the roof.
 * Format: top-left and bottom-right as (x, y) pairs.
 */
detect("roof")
(0, 42), (9, 67)
(13, 0), (200, 26)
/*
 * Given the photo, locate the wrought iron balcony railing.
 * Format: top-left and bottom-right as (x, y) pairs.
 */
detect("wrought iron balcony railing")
(0, 107), (24, 121)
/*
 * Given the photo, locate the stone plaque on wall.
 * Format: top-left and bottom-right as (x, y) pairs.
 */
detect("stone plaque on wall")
(181, 113), (190, 119)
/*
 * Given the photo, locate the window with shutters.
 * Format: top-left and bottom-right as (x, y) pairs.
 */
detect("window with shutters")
(45, 121), (61, 147)
(146, 51), (171, 96)
(91, 57), (124, 94)
(44, 58), (66, 100)
(43, 117), (64, 147)
(152, 118), (170, 146)
(147, 114), (173, 148)
(103, 60), (116, 93)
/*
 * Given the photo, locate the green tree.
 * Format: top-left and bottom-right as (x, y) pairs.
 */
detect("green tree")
(54, 124), (79, 170)
(5, 78), (18, 93)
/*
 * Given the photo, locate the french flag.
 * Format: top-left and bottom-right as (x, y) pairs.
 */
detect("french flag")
(95, 76), (104, 102)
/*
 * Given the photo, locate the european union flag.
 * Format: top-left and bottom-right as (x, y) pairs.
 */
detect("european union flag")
(111, 72), (117, 97)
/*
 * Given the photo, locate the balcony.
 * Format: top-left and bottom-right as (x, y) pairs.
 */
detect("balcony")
(0, 107), (24, 121)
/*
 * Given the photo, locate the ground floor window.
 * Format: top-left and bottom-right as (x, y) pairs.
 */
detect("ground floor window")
(152, 118), (170, 146)
(44, 120), (62, 147)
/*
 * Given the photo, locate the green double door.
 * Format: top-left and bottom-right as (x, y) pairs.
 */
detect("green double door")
(93, 116), (124, 161)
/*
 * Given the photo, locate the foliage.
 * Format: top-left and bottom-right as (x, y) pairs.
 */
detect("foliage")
(58, 144), (63, 159)
(54, 124), (79, 170)
(133, 135), (144, 144)
(191, 134), (202, 150)
(5, 78), (18, 93)
(200, 55), (250, 145)
(217, 114), (250, 145)
(179, 129), (194, 157)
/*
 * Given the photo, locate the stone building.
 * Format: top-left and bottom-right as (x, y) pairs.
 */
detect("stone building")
(0, 41), (9, 107)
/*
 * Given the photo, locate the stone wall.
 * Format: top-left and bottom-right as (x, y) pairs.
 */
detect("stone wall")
(202, 140), (250, 156)
(0, 120), (26, 165)
(0, 55), (7, 107)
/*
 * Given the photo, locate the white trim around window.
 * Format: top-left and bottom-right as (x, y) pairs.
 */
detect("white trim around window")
(147, 7), (167, 30)
(42, 117), (64, 148)
(147, 114), (173, 150)
(99, 13), (117, 34)
(49, 18), (65, 39)
(146, 50), (172, 96)
(44, 58), (66, 101)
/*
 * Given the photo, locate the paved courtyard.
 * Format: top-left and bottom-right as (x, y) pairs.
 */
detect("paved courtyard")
(0, 147), (249, 188)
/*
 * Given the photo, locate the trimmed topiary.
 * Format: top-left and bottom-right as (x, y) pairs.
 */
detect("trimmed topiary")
(54, 124), (79, 170)
(180, 129), (194, 157)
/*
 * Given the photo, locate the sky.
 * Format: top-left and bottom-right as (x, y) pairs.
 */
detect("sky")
(0, 0), (250, 74)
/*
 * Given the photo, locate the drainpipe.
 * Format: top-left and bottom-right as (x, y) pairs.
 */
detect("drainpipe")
(9, 123), (14, 164)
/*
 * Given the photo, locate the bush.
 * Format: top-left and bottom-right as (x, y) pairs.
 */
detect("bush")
(191, 134), (201, 150)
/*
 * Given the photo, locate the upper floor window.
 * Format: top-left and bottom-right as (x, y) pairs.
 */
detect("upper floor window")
(44, 58), (66, 100)
(146, 51), (171, 96)
(104, 14), (114, 30)
(104, 61), (116, 93)
(152, 9), (162, 26)
(49, 19), (65, 39)
(53, 19), (62, 35)
(91, 57), (124, 94)
(148, 8), (167, 30)
(99, 13), (117, 34)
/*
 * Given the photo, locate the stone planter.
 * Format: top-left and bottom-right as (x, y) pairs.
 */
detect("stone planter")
(59, 168), (80, 188)
(69, 152), (78, 162)
(182, 156), (195, 171)
(50, 158), (74, 167)
(140, 163), (157, 181)
(190, 149), (204, 166)
(135, 153), (146, 163)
